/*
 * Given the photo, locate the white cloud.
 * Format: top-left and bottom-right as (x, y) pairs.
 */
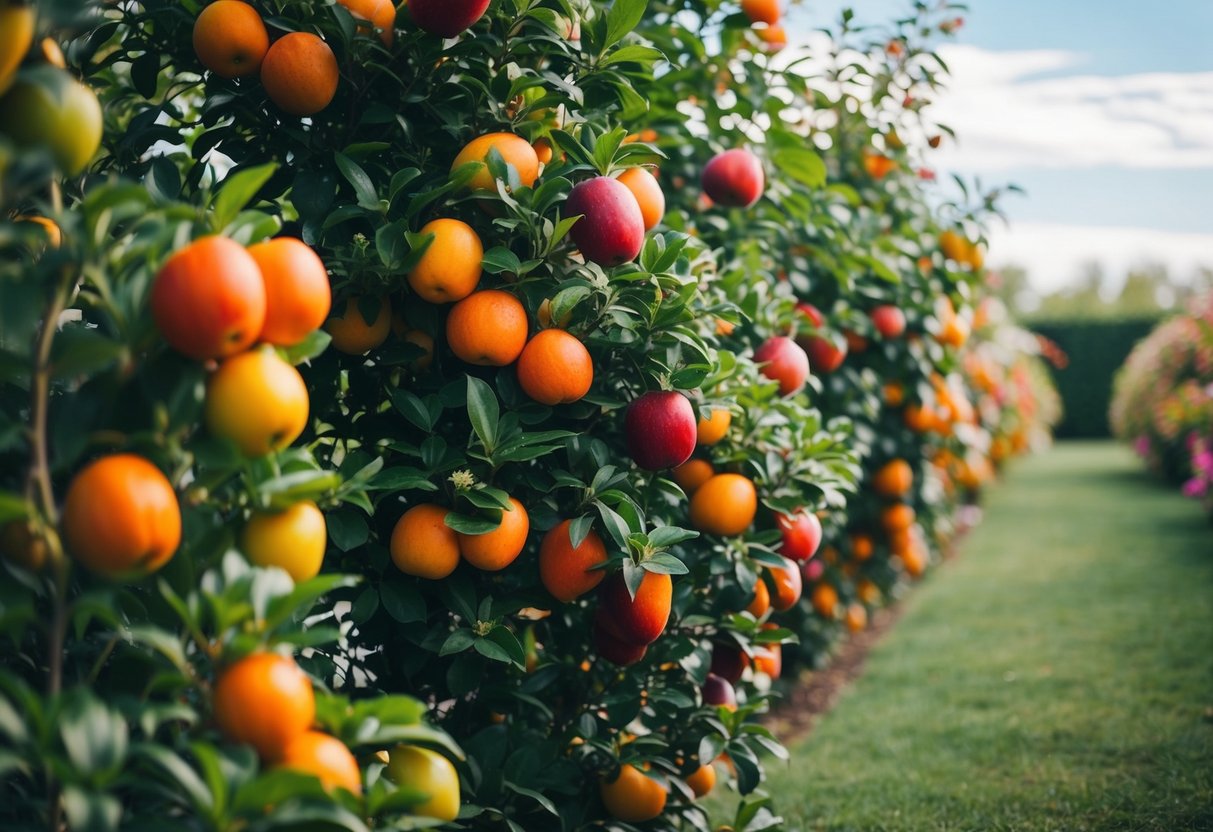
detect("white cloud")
(988, 221), (1213, 293)
(931, 45), (1213, 171)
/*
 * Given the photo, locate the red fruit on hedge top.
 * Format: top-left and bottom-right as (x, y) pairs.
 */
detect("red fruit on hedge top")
(598, 570), (673, 645)
(151, 236), (267, 361)
(870, 304), (907, 338)
(408, 0), (490, 37)
(702, 673), (737, 709)
(625, 391), (696, 470)
(754, 336), (810, 396)
(565, 176), (646, 267)
(593, 610), (648, 667)
(777, 511), (823, 562)
(796, 302), (825, 329)
(701, 148), (765, 208)
(800, 332), (847, 374)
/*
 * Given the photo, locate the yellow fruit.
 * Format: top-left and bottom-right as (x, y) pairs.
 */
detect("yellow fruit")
(205, 348), (309, 457)
(241, 501), (327, 582)
(386, 745), (461, 822)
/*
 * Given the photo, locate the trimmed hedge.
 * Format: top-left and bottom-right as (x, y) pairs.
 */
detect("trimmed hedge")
(1031, 317), (1163, 438)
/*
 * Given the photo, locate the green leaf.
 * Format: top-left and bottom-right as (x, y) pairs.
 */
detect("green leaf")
(440, 628), (476, 656)
(771, 147), (827, 189)
(482, 246), (522, 275)
(603, 0), (648, 52)
(334, 152), (380, 210)
(212, 163), (277, 230)
(641, 551), (688, 575)
(466, 376), (500, 453)
(380, 580), (426, 624)
(647, 526), (699, 548)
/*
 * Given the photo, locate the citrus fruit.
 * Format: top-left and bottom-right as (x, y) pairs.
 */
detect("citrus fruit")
(248, 238), (331, 347)
(407, 218), (484, 303)
(278, 731), (362, 794)
(386, 745), (461, 821)
(213, 652), (315, 760)
(0, 66), (102, 175)
(338, 0), (395, 46)
(538, 520), (608, 602)
(0, 4), (34, 95)
(451, 132), (539, 192)
(686, 764), (716, 798)
(457, 497), (529, 571)
(696, 408), (732, 445)
(390, 504), (460, 579)
(872, 459), (913, 498)
(260, 32), (339, 116)
(516, 329), (593, 405)
(689, 473), (757, 536)
(206, 347), (309, 457)
(446, 290), (527, 366)
(192, 0), (269, 78)
(671, 459), (714, 495)
(326, 295), (391, 354)
(601, 764), (667, 823)
(241, 500), (327, 582)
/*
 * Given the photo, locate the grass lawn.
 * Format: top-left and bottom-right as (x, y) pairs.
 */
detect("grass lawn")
(718, 441), (1213, 831)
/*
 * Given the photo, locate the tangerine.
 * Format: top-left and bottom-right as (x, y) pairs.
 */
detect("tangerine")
(206, 347), (309, 457)
(689, 473), (757, 536)
(539, 520), (608, 602)
(458, 496), (529, 571)
(192, 0), (269, 78)
(446, 290), (527, 366)
(390, 504), (460, 579)
(407, 219), (483, 303)
(213, 652), (315, 760)
(260, 32), (339, 116)
(516, 330), (593, 405)
(248, 237), (331, 347)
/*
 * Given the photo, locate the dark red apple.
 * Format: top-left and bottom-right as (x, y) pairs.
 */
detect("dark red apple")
(777, 512), (823, 562)
(710, 642), (750, 683)
(800, 332), (847, 373)
(754, 336), (809, 397)
(408, 0), (490, 37)
(870, 305), (906, 338)
(593, 611), (648, 666)
(702, 673), (737, 710)
(625, 391), (696, 470)
(701, 148), (764, 208)
(565, 176), (645, 267)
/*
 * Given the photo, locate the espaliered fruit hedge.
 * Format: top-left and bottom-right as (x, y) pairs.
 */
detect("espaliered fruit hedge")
(0, 1), (1058, 830)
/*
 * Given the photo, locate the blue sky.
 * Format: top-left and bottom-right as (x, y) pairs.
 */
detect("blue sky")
(785, 0), (1213, 291)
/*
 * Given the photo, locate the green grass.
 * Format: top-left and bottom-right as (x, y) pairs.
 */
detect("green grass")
(721, 441), (1213, 831)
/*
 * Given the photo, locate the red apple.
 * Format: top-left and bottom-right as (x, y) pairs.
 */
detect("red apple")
(802, 557), (825, 582)
(870, 305), (906, 338)
(754, 336), (809, 396)
(702, 673), (737, 709)
(800, 333), (847, 373)
(565, 176), (646, 267)
(408, 0), (490, 37)
(796, 302), (824, 329)
(710, 642), (750, 683)
(701, 148), (764, 208)
(593, 611), (648, 666)
(777, 512), (823, 562)
(625, 391), (696, 470)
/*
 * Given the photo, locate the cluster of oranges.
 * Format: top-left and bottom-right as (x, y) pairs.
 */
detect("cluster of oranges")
(740, 0), (788, 50)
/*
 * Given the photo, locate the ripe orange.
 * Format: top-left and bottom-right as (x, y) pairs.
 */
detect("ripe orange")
(863, 152), (897, 179)
(337, 0), (395, 46)
(17, 215), (63, 249)
(936, 315), (970, 348)
(213, 652), (315, 760)
(696, 408), (732, 445)
(248, 238), (331, 347)
(0, 520), (48, 572)
(745, 578), (770, 617)
(206, 347), (309, 457)
(386, 745), (461, 821)
(872, 459), (913, 498)
(880, 503), (916, 533)
(277, 731), (362, 794)
(810, 582), (838, 618)
(899, 545), (927, 577)
(757, 24), (787, 49)
(857, 579), (881, 605)
(516, 330), (594, 405)
(845, 603), (868, 633)
(601, 764), (667, 823)
(0, 5), (34, 95)
(539, 520), (608, 602)
(390, 504), (460, 579)
(327, 295), (392, 354)
(850, 532), (873, 562)
(61, 455), (181, 578)
(753, 643), (781, 678)
(260, 33), (339, 116)
(938, 229), (970, 263)
(671, 459), (714, 495)
(407, 218), (484, 303)
(599, 570), (673, 645)
(458, 497), (529, 571)
(151, 236), (267, 361)
(904, 403), (935, 433)
(685, 764), (716, 798)
(741, 0), (781, 24)
(689, 473), (757, 536)
(446, 290), (528, 366)
(533, 137), (554, 165)
(192, 0), (269, 78)
(241, 500), (327, 582)
(883, 381), (904, 407)
(617, 167), (665, 231)
(451, 132), (540, 192)
(768, 558), (802, 611)
(401, 329), (434, 370)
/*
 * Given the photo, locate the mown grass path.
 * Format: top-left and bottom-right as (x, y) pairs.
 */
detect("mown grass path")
(747, 441), (1213, 831)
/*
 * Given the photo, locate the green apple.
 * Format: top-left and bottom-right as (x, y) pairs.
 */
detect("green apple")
(0, 65), (102, 175)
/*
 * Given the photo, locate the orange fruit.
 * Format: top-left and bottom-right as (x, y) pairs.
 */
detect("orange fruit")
(883, 381), (904, 407)
(277, 731), (362, 794)
(538, 520), (608, 602)
(407, 218), (484, 303)
(880, 503), (916, 533)
(516, 329), (594, 405)
(745, 578), (770, 618)
(533, 137), (554, 165)
(241, 500), (327, 582)
(936, 315), (970, 348)
(686, 764), (716, 798)
(753, 643), (781, 678)
(451, 132), (540, 192)
(401, 329), (434, 370)
(446, 290), (528, 366)
(248, 238), (332, 347)
(715, 317), (736, 336)
(887, 526), (912, 555)
(757, 23), (787, 49)
(206, 347), (309, 457)
(872, 459), (913, 498)
(810, 582), (838, 618)
(850, 532), (874, 562)
(617, 167), (665, 231)
(768, 558), (802, 611)
(61, 455), (181, 578)
(742, 0), (781, 24)
(16, 215), (62, 249)
(192, 0), (269, 78)
(689, 473), (757, 536)
(385, 745), (461, 822)
(151, 236), (267, 361)
(857, 579), (881, 605)
(601, 764), (667, 823)
(845, 603), (868, 633)
(0, 520), (48, 572)
(863, 152), (896, 179)
(599, 570), (673, 645)
(213, 652), (315, 760)
(899, 545), (927, 577)
(337, 0), (395, 45)
(390, 504), (460, 579)
(458, 497), (529, 571)
(327, 295), (392, 354)
(938, 229), (970, 263)
(671, 459), (714, 495)
(0, 5), (34, 95)
(696, 408), (732, 445)
(260, 32), (339, 116)
(904, 403), (935, 433)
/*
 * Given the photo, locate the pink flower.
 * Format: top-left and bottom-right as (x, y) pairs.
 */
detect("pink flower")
(1183, 477), (1208, 499)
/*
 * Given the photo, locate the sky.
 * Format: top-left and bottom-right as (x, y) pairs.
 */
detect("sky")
(785, 0), (1213, 295)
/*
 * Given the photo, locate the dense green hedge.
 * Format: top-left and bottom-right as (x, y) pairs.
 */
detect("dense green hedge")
(1031, 317), (1163, 438)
